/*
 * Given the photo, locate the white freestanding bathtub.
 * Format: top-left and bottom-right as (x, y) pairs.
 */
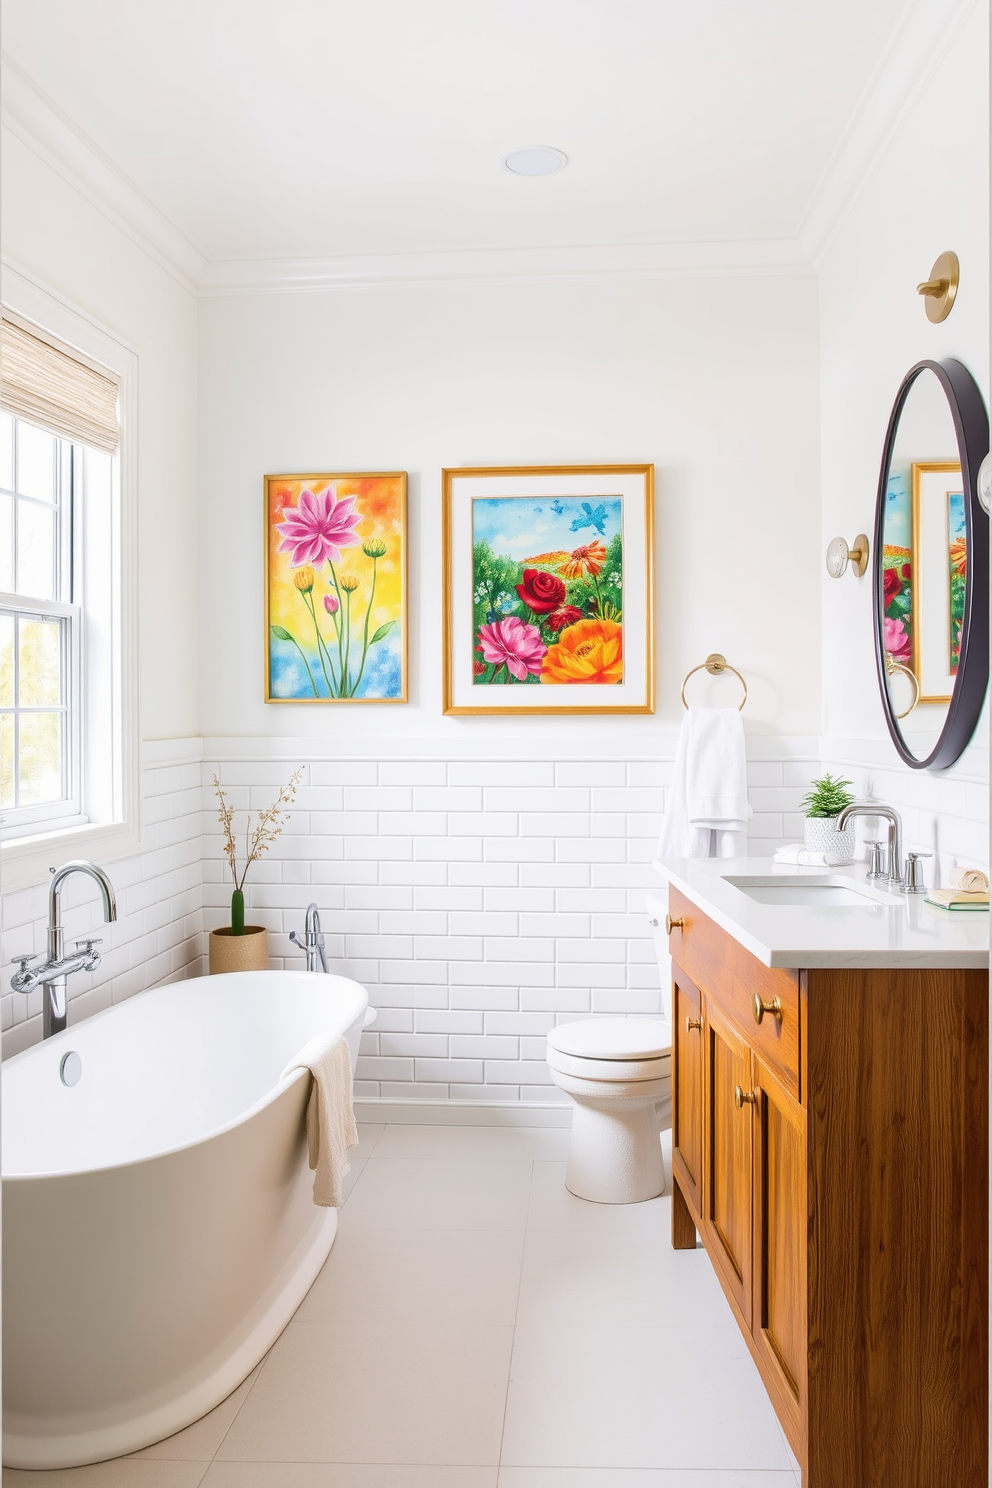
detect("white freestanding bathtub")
(2, 969), (372, 1470)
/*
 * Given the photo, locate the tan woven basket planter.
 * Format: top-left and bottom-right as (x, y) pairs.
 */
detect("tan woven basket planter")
(208, 926), (268, 975)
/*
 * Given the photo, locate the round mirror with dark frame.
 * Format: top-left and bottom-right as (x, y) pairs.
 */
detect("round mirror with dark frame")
(873, 357), (989, 770)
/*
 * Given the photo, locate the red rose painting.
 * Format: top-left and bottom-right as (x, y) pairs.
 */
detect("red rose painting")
(515, 568), (566, 614)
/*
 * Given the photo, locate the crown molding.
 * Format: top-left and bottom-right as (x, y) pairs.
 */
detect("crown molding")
(1, 56), (206, 295)
(1, 52), (812, 295)
(798, 0), (980, 263)
(196, 237), (813, 295)
(5, 0), (971, 300)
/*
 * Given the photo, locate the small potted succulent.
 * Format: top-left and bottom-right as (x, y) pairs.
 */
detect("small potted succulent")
(210, 767), (302, 973)
(800, 773), (856, 857)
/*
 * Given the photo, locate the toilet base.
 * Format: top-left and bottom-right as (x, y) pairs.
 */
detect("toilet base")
(563, 1083), (667, 1204)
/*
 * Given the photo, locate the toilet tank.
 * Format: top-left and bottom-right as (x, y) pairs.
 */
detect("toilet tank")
(645, 890), (672, 1024)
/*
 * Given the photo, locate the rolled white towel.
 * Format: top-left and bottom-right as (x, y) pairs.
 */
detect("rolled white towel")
(773, 843), (853, 868)
(949, 866), (990, 893)
(281, 1033), (358, 1208)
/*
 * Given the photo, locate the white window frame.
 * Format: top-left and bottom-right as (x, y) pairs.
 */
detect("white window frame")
(0, 267), (139, 892)
(1, 430), (82, 832)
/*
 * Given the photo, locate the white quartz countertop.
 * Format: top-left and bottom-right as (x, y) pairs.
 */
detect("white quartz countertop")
(652, 857), (989, 970)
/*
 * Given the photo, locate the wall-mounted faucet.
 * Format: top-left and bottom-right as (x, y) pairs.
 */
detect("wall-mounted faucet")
(289, 903), (327, 973)
(836, 802), (904, 888)
(10, 860), (118, 1038)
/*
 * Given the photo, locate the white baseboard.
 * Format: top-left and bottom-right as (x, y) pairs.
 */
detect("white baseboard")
(353, 1097), (573, 1127)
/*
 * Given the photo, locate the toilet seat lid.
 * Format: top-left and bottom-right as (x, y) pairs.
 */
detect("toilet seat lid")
(547, 1017), (672, 1060)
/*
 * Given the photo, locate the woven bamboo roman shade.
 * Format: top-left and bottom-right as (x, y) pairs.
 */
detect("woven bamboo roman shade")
(0, 318), (120, 453)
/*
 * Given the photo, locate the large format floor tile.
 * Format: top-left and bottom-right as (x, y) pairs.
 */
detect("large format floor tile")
(500, 1324), (793, 1471)
(203, 1466), (498, 1487)
(353, 1122), (386, 1156)
(526, 1161), (670, 1236)
(2, 1463), (208, 1487)
(298, 1222), (526, 1326)
(373, 1123), (571, 1162)
(515, 1228), (728, 1331)
(216, 1322), (515, 1465)
(498, 1471), (800, 1487)
(342, 1157), (533, 1231)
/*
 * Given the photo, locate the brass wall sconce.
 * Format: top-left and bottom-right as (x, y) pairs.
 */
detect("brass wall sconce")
(825, 534), (869, 578)
(917, 251), (959, 323)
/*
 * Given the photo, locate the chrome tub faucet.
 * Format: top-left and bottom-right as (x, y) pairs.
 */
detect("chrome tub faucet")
(10, 860), (118, 1038)
(289, 903), (327, 973)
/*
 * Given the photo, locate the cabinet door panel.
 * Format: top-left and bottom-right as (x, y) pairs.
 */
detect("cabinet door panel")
(668, 886), (800, 1096)
(753, 1054), (806, 1459)
(672, 964), (703, 1217)
(703, 1004), (752, 1327)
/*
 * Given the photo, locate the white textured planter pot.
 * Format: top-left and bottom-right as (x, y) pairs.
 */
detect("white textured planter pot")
(803, 816), (855, 859)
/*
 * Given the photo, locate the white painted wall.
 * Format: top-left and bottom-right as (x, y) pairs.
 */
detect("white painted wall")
(818, 1), (989, 867)
(197, 272), (822, 743)
(1, 127), (204, 1044)
(1, 127), (200, 741)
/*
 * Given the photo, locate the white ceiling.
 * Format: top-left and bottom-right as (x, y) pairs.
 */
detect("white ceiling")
(2, 0), (923, 268)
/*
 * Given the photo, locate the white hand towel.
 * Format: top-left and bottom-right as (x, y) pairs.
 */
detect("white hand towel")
(657, 707), (751, 860)
(773, 843), (851, 867)
(281, 1033), (358, 1208)
(949, 866), (990, 892)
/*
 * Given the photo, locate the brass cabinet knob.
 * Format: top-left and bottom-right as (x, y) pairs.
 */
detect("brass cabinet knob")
(734, 1084), (757, 1109)
(685, 1016), (702, 1033)
(665, 914), (684, 934)
(752, 992), (782, 1025)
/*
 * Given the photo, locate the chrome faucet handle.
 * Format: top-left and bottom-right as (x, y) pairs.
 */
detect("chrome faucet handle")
(902, 852), (932, 895)
(10, 952), (43, 993)
(865, 841), (888, 880)
(73, 937), (103, 969)
(288, 930), (305, 949)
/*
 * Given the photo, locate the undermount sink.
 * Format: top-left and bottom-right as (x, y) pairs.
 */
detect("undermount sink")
(722, 875), (896, 908)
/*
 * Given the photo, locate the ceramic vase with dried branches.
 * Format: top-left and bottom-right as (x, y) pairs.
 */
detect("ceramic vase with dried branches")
(210, 767), (303, 973)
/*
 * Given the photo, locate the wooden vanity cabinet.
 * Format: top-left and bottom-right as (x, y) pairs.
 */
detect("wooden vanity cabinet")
(671, 965), (703, 1228)
(667, 884), (988, 1488)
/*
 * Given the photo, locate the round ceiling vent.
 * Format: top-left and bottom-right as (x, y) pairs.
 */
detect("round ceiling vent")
(501, 147), (568, 176)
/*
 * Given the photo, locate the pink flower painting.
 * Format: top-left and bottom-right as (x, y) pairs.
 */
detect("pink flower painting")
(267, 474), (406, 702)
(476, 617), (547, 681)
(276, 486), (363, 569)
(884, 616), (911, 665)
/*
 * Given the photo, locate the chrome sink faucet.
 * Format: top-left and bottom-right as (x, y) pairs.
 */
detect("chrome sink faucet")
(10, 860), (117, 1038)
(837, 803), (903, 888)
(289, 903), (327, 973)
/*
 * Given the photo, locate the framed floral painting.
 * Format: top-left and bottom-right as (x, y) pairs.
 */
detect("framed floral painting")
(882, 461), (966, 706)
(265, 472), (407, 703)
(442, 464), (654, 714)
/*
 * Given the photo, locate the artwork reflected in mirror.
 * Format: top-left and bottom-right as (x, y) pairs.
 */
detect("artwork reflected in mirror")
(874, 359), (989, 770)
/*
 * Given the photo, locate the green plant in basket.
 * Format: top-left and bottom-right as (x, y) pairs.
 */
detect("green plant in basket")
(799, 773), (855, 819)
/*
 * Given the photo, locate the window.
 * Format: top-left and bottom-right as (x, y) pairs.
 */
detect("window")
(0, 413), (81, 830)
(0, 288), (135, 886)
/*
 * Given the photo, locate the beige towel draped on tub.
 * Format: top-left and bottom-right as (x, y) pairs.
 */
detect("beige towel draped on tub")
(281, 1033), (358, 1207)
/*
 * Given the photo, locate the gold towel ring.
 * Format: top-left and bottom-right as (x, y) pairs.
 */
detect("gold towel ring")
(884, 655), (921, 719)
(681, 654), (747, 711)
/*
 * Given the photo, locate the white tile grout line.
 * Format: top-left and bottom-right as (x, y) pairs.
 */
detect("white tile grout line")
(495, 1147), (538, 1473)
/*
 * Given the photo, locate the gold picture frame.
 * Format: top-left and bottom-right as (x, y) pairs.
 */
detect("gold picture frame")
(910, 461), (964, 706)
(442, 463), (655, 715)
(264, 471), (408, 704)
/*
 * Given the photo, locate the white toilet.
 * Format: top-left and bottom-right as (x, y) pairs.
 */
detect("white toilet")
(547, 1015), (672, 1203)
